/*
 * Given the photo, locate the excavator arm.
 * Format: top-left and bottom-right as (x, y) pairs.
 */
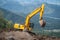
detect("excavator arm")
(25, 4), (45, 28)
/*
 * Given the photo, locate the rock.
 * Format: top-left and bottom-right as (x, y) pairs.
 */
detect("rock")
(0, 31), (37, 40)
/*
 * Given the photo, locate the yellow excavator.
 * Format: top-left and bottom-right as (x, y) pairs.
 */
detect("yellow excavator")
(14, 4), (46, 31)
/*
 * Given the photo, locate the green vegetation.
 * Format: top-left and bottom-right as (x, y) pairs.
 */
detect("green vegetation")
(0, 11), (13, 31)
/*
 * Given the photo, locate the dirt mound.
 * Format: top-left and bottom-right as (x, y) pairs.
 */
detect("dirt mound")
(0, 31), (39, 40)
(0, 31), (60, 40)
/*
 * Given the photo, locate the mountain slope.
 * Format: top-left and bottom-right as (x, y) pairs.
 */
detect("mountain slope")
(0, 8), (25, 24)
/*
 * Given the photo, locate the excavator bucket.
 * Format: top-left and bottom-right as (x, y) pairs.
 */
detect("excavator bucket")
(39, 19), (46, 27)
